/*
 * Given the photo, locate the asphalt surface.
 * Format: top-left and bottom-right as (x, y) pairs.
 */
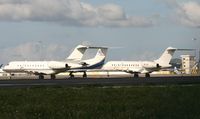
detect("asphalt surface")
(0, 76), (200, 87)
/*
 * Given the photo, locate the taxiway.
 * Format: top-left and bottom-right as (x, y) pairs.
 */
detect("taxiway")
(0, 75), (199, 87)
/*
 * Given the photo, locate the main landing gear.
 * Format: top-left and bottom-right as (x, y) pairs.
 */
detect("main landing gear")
(69, 72), (74, 78)
(145, 73), (150, 77)
(69, 72), (87, 78)
(39, 75), (44, 80)
(50, 74), (56, 79)
(83, 72), (87, 78)
(134, 73), (139, 78)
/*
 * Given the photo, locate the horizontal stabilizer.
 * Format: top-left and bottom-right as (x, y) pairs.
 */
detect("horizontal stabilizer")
(86, 46), (108, 50)
(176, 48), (196, 51)
(67, 45), (108, 61)
(166, 47), (177, 51)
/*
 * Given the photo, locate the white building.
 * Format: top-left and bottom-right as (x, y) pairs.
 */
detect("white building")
(181, 55), (196, 74)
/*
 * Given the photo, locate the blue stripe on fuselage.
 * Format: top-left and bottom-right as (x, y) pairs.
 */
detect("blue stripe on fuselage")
(80, 59), (105, 69)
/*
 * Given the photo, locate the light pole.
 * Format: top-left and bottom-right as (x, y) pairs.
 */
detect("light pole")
(192, 38), (200, 60)
(192, 38), (200, 73)
(36, 41), (43, 60)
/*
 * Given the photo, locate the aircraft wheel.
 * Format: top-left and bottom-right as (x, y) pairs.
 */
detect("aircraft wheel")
(83, 72), (87, 78)
(39, 75), (44, 80)
(51, 74), (56, 79)
(69, 72), (74, 78)
(145, 73), (150, 77)
(134, 73), (139, 78)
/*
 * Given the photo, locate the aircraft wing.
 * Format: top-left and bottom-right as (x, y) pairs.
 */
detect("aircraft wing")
(67, 66), (159, 74)
(24, 69), (55, 75)
(67, 67), (145, 73)
(67, 69), (109, 73)
(67, 68), (129, 73)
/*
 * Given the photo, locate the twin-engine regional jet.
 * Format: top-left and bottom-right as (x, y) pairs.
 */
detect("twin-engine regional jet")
(3, 45), (108, 79)
(101, 47), (177, 77)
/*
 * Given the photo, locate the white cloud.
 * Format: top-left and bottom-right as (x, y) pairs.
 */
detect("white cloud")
(0, 0), (154, 27)
(0, 42), (69, 63)
(155, 0), (200, 28)
(175, 1), (200, 28)
(165, 0), (200, 28)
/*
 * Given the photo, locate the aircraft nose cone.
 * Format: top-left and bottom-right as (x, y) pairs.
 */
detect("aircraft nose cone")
(2, 65), (10, 71)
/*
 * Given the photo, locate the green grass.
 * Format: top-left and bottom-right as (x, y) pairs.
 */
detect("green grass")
(0, 85), (200, 119)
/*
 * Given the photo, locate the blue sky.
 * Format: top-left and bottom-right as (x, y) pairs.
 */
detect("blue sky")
(0, 0), (200, 64)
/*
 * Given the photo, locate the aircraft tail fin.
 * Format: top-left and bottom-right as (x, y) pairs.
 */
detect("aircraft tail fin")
(94, 47), (108, 60)
(0, 64), (3, 68)
(81, 47), (108, 68)
(67, 45), (88, 60)
(154, 47), (177, 67)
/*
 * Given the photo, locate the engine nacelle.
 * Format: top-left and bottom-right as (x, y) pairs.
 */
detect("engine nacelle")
(156, 63), (161, 68)
(48, 61), (69, 69)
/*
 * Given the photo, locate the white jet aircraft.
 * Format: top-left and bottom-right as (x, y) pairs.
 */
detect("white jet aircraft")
(3, 45), (108, 79)
(101, 47), (177, 77)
